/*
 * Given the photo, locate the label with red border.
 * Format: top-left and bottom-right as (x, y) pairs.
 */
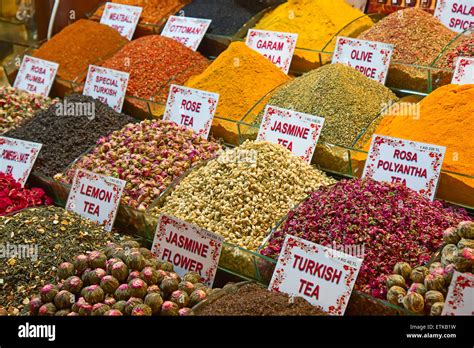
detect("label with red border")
(269, 234), (363, 316)
(442, 271), (474, 315)
(161, 16), (211, 51)
(257, 105), (324, 163)
(65, 169), (126, 232)
(13, 55), (58, 97)
(83, 65), (129, 112)
(246, 29), (298, 74)
(434, 0), (474, 33)
(151, 215), (223, 287)
(100, 2), (142, 40)
(163, 85), (219, 139)
(362, 135), (446, 200)
(452, 56), (474, 84)
(0, 137), (42, 187)
(332, 36), (394, 84)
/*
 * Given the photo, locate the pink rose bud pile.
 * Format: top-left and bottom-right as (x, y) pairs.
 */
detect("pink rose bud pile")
(57, 120), (221, 210)
(261, 179), (470, 298)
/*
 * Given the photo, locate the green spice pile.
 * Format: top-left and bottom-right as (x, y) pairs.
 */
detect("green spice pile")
(56, 120), (221, 210)
(152, 141), (335, 251)
(254, 63), (398, 147)
(194, 283), (327, 316)
(0, 206), (129, 315)
(0, 87), (56, 134)
(28, 241), (211, 316)
(6, 94), (136, 178)
(358, 8), (458, 91)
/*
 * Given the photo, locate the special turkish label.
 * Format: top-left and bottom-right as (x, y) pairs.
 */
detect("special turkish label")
(13, 55), (58, 97)
(65, 169), (126, 232)
(246, 29), (298, 74)
(257, 105), (324, 163)
(83, 65), (129, 112)
(452, 56), (474, 84)
(269, 235), (363, 316)
(332, 37), (394, 84)
(161, 15), (211, 51)
(434, 0), (474, 33)
(363, 135), (446, 200)
(442, 271), (474, 315)
(163, 85), (219, 139)
(151, 215), (223, 287)
(100, 2), (142, 40)
(0, 136), (42, 187)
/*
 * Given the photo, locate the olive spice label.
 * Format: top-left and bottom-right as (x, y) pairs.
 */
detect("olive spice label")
(14, 55), (58, 97)
(257, 105), (324, 163)
(363, 135), (446, 201)
(246, 29), (298, 74)
(332, 37), (394, 84)
(0, 136), (42, 187)
(83, 65), (130, 113)
(452, 57), (474, 84)
(65, 169), (126, 232)
(161, 16), (212, 51)
(100, 2), (142, 40)
(151, 214), (224, 287)
(269, 235), (363, 316)
(434, 0), (474, 33)
(163, 84), (219, 139)
(442, 271), (474, 315)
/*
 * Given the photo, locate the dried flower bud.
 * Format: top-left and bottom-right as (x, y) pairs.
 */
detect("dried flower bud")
(402, 292), (424, 313)
(393, 262), (412, 280)
(387, 286), (406, 305)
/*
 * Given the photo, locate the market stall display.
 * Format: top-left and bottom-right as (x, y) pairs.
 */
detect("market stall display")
(5, 94), (136, 178)
(185, 42), (291, 144)
(56, 120), (221, 210)
(260, 179), (470, 298)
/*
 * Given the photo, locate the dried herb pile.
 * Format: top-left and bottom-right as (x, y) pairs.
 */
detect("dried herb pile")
(5, 94), (136, 178)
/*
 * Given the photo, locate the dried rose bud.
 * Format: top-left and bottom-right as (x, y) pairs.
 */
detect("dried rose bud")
(125, 297), (143, 316)
(88, 268), (107, 285)
(104, 296), (116, 307)
(125, 251), (145, 271)
(100, 275), (120, 294)
(63, 276), (83, 294)
(131, 304), (152, 316)
(106, 258), (122, 274)
(408, 283), (427, 296)
(114, 284), (130, 301)
(40, 284), (58, 303)
(144, 293), (163, 315)
(104, 309), (123, 316)
(111, 261), (129, 283)
(183, 272), (201, 284)
(88, 251), (107, 269)
(74, 254), (89, 275)
(393, 262), (412, 280)
(170, 290), (189, 308)
(129, 278), (148, 299)
(139, 248), (153, 260)
(387, 286), (406, 305)
(402, 292), (424, 313)
(160, 261), (174, 272)
(91, 303), (110, 316)
(178, 281), (195, 296)
(127, 270), (141, 283)
(425, 290), (444, 312)
(160, 301), (179, 316)
(140, 267), (159, 285)
(29, 296), (43, 315)
(54, 290), (75, 309)
(178, 307), (191, 316)
(57, 262), (75, 280)
(38, 303), (57, 316)
(83, 285), (105, 304)
(112, 300), (127, 313)
(189, 289), (207, 307)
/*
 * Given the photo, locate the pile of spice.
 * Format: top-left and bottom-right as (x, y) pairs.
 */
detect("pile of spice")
(260, 179), (470, 298)
(33, 19), (127, 82)
(186, 42), (291, 144)
(100, 35), (209, 111)
(253, 63), (398, 147)
(358, 8), (458, 91)
(6, 94), (136, 178)
(94, 0), (190, 26)
(0, 206), (130, 315)
(0, 173), (52, 215)
(178, 0), (276, 36)
(27, 241), (211, 316)
(56, 120), (221, 210)
(0, 87), (56, 134)
(152, 140), (335, 251)
(386, 221), (474, 315)
(359, 84), (474, 207)
(194, 283), (327, 316)
(253, 0), (373, 63)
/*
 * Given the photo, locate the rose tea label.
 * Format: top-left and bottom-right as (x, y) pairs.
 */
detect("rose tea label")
(246, 29), (298, 74)
(269, 235), (363, 315)
(163, 85), (219, 138)
(83, 65), (129, 112)
(0, 137), (42, 187)
(332, 37), (394, 84)
(161, 16), (211, 51)
(14, 55), (58, 97)
(66, 169), (126, 232)
(257, 105), (324, 163)
(452, 57), (474, 84)
(100, 2), (142, 40)
(363, 135), (446, 200)
(442, 271), (474, 315)
(434, 0), (474, 33)
(151, 215), (223, 287)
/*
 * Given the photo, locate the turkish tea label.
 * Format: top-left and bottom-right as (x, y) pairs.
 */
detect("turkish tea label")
(14, 55), (58, 97)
